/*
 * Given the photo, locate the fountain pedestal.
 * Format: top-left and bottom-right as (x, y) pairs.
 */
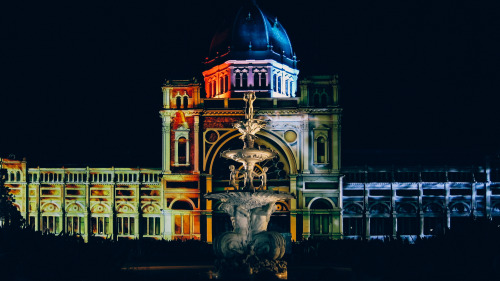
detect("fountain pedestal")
(205, 191), (294, 278)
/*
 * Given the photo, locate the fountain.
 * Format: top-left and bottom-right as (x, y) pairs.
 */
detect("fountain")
(205, 92), (295, 279)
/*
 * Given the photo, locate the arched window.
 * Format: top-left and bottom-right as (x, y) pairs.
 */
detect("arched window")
(16, 171), (21, 181)
(310, 199), (333, 236)
(183, 96), (188, 109)
(171, 200), (193, 210)
(176, 96), (181, 109)
(317, 136), (326, 163)
(289, 81), (294, 96)
(178, 137), (187, 164)
(224, 75), (228, 92)
(219, 77), (223, 94)
(254, 72), (259, 88)
(273, 74), (277, 91)
(285, 79), (289, 96)
(260, 72), (267, 88)
(212, 80), (216, 95)
(313, 94), (320, 107)
(277, 76), (282, 93)
(235, 73), (241, 89)
(242, 72), (248, 87)
(321, 94), (327, 106)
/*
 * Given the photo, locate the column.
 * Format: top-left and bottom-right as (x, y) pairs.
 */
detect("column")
(365, 215), (370, 240)
(471, 182), (476, 217)
(194, 116), (200, 174)
(162, 114), (172, 174)
(302, 117), (310, 174)
(302, 210), (311, 239)
(289, 175), (297, 241)
(186, 139), (190, 165)
(331, 123), (341, 172)
(418, 182), (424, 237)
(85, 167), (90, 240)
(445, 182), (451, 229)
(165, 210), (173, 240)
(206, 175), (213, 243)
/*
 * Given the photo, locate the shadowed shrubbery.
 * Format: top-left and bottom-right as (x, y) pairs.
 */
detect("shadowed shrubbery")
(1, 217), (499, 281)
(288, 217), (500, 281)
(0, 229), (214, 281)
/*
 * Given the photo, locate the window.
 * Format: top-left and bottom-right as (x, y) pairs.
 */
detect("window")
(242, 72), (248, 87)
(397, 217), (418, 235)
(343, 217), (363, 236)
(289, 81), (293, 96)
(273, 74), (277, 91)
(212, 80), (216, 95)
(142, 217), (161, 235)
(313, 94), (320, 106)
(314, 133), (329, 164)
(277, 76), (282, 93)
(176, 96), (181, 109)
(370, 217), (392, 236)
(67, 216), (84, 235)
(310, 199), (333, 236)
(174, 128), (190, 166)
(254, 72), (259, 88)
(285, 79), (289, 95)
(183, 96), (188, 109)
(174, 214), (191, 236)
(117, 216), (135, 235)
(321, 94), (327, 105)
(91, 217), (110, 235)
(311, 214), (331, 235)
(424, 217), (444, 235)
(178, 137), (187, 164)
(260, 72), (267, 88)
(29, 216), (36, 230)
(219, 77), (223, 94)
(42, 216), (59, 234)
(235, 73), (241, 88)
(224, 75), (228, 92)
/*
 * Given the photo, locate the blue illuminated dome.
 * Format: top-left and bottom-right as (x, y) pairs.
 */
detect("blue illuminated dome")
(206, 0), (297, 69)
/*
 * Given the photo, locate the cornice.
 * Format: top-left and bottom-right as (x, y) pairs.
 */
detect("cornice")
(160, 109), (203, 118)
(202, 109), (245, 116)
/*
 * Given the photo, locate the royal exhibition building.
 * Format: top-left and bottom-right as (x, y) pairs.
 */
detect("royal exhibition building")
(1, 1), (500, 244)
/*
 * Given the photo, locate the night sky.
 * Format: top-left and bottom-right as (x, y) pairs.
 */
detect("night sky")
(1, 0), (499, 168)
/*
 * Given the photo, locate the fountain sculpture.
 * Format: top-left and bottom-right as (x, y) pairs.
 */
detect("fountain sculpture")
(205, 92), (294, 279)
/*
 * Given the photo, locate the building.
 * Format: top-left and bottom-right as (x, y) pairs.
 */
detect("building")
(0, 1), (342, 242)
(1, 1), (499, 242)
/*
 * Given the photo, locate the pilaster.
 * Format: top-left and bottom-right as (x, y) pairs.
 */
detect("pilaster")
(161, 114), (172, 174)
(302, 117), (310, 174)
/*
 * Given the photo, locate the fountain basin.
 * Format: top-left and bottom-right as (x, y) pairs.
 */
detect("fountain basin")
(205, 190), (294, 210)
(221, 148), (277, 165)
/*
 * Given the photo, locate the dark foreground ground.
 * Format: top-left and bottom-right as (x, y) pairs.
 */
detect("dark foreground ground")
(1, 218), (500, 281)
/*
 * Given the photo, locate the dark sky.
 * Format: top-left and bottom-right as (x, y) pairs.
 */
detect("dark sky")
(1, 0), (499, 168)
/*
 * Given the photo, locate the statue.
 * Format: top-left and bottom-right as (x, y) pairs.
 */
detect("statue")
(258, 167), (268, 190)
(229, 165), (238, 189)
(243, 91), (256, 120)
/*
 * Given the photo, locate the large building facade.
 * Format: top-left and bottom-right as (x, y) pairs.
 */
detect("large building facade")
(1, 2), (499, 242)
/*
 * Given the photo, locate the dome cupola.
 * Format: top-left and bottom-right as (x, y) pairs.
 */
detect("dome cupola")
(202, 0), (299, 99)
(207, 0), (297, 69)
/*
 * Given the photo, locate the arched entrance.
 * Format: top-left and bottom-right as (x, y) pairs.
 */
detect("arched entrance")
(206, 130), (297, 236)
